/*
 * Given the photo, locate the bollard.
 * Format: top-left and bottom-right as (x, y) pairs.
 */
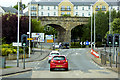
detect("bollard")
(2, 57), (6, 68)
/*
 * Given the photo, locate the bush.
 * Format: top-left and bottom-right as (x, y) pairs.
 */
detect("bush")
(62, 14), (71, 17)
(2, 43), (24, 56)
(12, 49), (17, 54)
(2, 48), (13, 56)
(19, 48), (23, 53)
(2, 48), (7, 56)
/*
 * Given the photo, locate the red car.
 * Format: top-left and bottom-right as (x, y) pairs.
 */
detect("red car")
(50, 55), (68, 71)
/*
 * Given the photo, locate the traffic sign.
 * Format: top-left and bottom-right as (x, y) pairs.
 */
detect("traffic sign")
(86, 41), (89, 45)
(13, 42), (22, 46)
(27, 38), (33, 40)
(80, 42), (82, 45)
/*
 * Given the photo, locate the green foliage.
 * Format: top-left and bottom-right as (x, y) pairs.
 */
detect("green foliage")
(13, 2), (26, 10)
(44, 26), (57, 35)
(62, 14), (71, 17)
(95, 9), (109, 41)
(2, 44), (23, 56)
(32, 19), (44, 33)
(117, 10), (120, 18)
(112, 18), (120, 34)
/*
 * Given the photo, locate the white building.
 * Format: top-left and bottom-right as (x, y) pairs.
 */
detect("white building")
(25, 0), (120, 17)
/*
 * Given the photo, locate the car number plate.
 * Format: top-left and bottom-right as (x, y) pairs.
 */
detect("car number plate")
(56, 65), (62, 67)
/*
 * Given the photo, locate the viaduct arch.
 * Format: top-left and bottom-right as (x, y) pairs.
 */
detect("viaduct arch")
(37, 16), (89, 43)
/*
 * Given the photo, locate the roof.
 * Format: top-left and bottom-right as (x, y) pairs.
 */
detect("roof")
(50, 51), (60, 54)
(1, 7), (17, 13)
(30, 0), (119, 6)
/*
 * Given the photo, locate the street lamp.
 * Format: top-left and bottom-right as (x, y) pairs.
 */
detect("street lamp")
(94, 8), (96, 49)
(29, 1), (31, 58)
(109, 5), (111, 34)
(91, 4), (93, 49)
(38, 35), (42, 55)
(17, 0), (20, 67)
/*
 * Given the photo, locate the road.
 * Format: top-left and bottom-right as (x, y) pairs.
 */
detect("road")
(2, 48), (118, 79)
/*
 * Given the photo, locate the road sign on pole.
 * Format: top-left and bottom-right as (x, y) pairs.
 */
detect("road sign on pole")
(86, 41), (89, 45)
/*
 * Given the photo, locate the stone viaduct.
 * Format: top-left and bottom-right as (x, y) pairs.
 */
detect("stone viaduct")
(37, 16), (89, 43)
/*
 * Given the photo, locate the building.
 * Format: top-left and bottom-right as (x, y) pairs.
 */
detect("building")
(0, 6), (17, 15)
(26, 0), (120, 17)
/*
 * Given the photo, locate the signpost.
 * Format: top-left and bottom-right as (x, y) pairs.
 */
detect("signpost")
(21, 34), (28, 69)
(13, 42), (22, 47)
(32, 33), (44, 42)
(46, 35), (53, 43)
(86, 41), (89, 45)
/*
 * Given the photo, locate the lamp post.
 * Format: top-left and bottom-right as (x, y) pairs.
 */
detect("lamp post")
(94, 8), (96, 49)
(17, 0), (20, 67)
(91, 4), (93, 49)
(29, 1), (31, 58)
(109, 6), (111, 34)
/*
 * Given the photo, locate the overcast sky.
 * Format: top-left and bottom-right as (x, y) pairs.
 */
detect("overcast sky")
(0, 0), (40, 7)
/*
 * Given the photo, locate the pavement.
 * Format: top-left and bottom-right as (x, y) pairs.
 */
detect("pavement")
(0, 49), (51, 76)
(91, 48), (119, 74)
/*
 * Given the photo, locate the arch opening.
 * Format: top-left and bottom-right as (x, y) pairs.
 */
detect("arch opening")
(44, 24), (66, 43)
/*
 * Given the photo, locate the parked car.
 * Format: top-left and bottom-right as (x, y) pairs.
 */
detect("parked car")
(50, 55), (68, 71)
(53, 43), (59, 49)
(62, 42), (70, 49)
(48, 51), (60, 63)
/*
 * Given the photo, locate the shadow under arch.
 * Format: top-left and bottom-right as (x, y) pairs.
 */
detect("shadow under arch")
(44, 24), (66, 43)
(71, 24), (84, 43)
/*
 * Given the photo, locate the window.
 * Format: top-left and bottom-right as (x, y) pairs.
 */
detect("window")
(96, 6), (100, 11)
(67, 6), (71, 11)
(88, 6), (90, 9)
(76, 12), (78, 15)
(41, 12), (43, 15)
(76, 6), (78, 9)
(88, 12), (90, 16)
(48, 7), (50, 10)
(102, 6), (106, 9)
(82, 13), (84, 17)
(82, 7), (84, 10)
(48, 13), (50, 16)
(96, 6), (100, 8)
(54, 6), (56, 9)
(67, 12), (71, 15)
(111, 6), (113, 9)
(31, 6), (36, 10)
(117, 7), (119, 10)
(31, 12), (36, 16)
(61, 6), (65, 11)
(102, 6), (106, 11)
(54, 12), (56, 15)
(53, 56), (65, 60)
(41, 6), (43, 9)
(61, 12), (65, 15)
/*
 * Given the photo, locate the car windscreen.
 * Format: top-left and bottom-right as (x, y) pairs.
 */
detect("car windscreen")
(51, 53), (59, 56)
(53, 56), (65, 60)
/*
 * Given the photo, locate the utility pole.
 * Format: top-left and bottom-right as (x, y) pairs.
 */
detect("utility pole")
(91, 4), (93, 49)
(29, 1), (31, 58)
(17, 0), (20, 67)
(94, 9), (96, 49)
(109, 6), (111, 34)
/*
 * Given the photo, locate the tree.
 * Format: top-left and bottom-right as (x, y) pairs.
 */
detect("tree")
(44, 26), (57, 35)
(95, 9), (109, 42)
(31, 19), (44, 33)
(13, 2), (26, 10)
(2, 14), (29, 43)
(117, 10), (120, 18)
(112, 18), (120, 34)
